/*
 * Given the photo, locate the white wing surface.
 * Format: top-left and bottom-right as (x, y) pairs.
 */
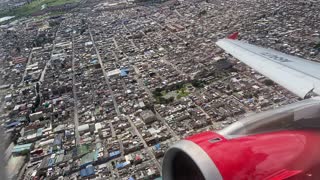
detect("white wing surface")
(216, 39), (320, 98)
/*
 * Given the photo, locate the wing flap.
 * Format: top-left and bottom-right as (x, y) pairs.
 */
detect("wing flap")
(216, 39), (320, 98)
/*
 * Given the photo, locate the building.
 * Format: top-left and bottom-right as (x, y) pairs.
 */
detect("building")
(140, 110), (156, 124)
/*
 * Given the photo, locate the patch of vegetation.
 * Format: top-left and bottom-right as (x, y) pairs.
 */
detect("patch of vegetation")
(152, 79), (206, 104)
(49, 20), (60, 27)
(176, 87), (189, 99)
(161, 90), (167, 96)
(46, 0), (76, 6)
(157, 96), (175, 104)
(198, 10), (207, 17)
(32, 32), (54, 47)
(153, 88), (173, 104)
(264, 79), (274, 86)
(153, 83), (191, 103)
(48, 11), (68, 16)
(31, 94), (41, 113)
(315, 42), (320, 49)
(191, 79), (206, 88)
(0, 0), (79, 18)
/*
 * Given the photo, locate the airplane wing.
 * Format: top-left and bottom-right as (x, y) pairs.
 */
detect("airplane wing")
(216, 38), (320, 99)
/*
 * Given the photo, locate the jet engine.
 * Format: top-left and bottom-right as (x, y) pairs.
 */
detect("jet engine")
(162, 97), (320, 180)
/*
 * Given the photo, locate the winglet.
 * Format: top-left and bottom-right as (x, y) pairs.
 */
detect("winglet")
(227, 32), (239, 40)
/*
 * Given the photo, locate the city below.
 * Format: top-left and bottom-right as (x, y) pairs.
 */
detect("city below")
(0, 0), (319, 180)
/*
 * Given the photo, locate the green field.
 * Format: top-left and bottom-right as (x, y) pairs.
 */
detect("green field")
(0, 0), (79, 18)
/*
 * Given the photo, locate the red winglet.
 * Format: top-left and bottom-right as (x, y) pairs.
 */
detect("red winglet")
(227, 32), (239, 40)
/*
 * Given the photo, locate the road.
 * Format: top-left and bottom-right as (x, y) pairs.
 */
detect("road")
(147, 17), (187, 44)
(0, 94), (6, 115)
(132, 65), (153, 98)
(19, 28), (42, 86)
(133, 65), (179, 140)
(174, 9), (183, 17)
(19, 49), (33, 86)
(138, 36), (217, 125)
(154, 111), (179, 140)
(107, 163), (117, 180)
(71, 34), (81, 146)
(89, 26), (121, 116)
(39, 24), (61, 83)
(116, 23), (180, 142)
(160, 58), (188, 78)
(125, 116), (162, 172)
(110, 41), (127, 92)
(109, 122), (116, 138)
(97, 26), (163, 172)
(119, 18), (138, 51)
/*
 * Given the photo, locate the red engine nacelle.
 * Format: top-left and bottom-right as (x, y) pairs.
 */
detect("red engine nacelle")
(162, 130), (320, 180)
(162, 98), (320, 180)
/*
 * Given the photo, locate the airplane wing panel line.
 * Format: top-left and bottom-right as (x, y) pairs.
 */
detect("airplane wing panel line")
(216, 39), (320, 98)
(225, 40), (320, 81)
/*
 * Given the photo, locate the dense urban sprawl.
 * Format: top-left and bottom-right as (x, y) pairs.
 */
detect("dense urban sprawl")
(0, 0), (319, 179)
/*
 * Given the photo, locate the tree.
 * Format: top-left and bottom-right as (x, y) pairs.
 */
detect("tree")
(153, 88), (162, 97)
(174, 83), (183, 90)
(191, 80), (205, 88)
(264, 79), (274, 86)
(49, 20), (60, 27)
(35, 82), (40, 93)
(167, 97), (174, 103)
(199, 10), (207, 17)
(32, 94), (41, 112)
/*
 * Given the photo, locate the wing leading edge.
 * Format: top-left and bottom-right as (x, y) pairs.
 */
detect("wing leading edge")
(216, 38), (320, 99)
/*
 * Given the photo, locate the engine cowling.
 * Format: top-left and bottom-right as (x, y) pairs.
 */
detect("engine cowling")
(162, 97), (320, 180)
(162, 130), (320, 180)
